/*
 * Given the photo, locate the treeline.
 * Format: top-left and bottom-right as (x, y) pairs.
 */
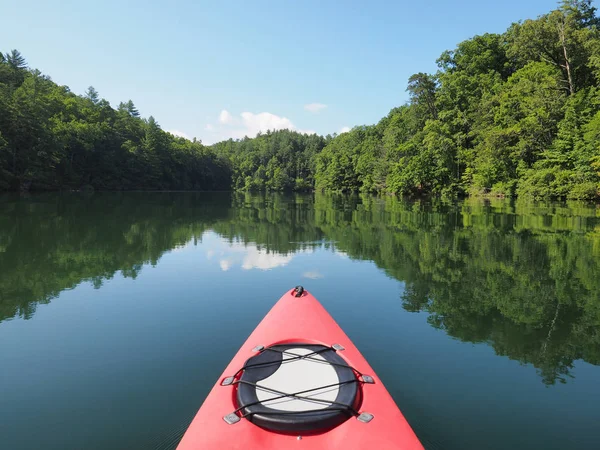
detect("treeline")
(314, 1), (600, 200)
(213, 130), (328, 191)
(2, 2), (600, 198)
(215, 1), (600, 200)
(0, 52), (230, 191)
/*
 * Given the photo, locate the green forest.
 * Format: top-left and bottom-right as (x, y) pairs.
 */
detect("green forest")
(0, 55), (231, 191)
(2, 1), (600, 199)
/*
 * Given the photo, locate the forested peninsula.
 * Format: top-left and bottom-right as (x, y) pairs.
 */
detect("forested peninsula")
(2, 1), (600, 199)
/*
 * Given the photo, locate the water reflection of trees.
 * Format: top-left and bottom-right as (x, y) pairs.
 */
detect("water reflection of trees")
(1, 192), (599, 384)
(0, 192), (230, 322)
(222, 193), (600, 384)
(313, 195), (600, 385)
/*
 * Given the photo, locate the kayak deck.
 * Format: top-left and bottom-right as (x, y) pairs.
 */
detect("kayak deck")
(177, 287), (423, 449)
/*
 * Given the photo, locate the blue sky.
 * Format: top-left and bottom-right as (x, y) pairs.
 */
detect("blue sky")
(1, 0), (557, 144)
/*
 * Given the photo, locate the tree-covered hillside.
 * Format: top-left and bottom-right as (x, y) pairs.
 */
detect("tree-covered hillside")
(212, 130), (328, 192)
(0, 52), (230, 191)
(314, 0), (600, 200)
(2, 1), (600, 198)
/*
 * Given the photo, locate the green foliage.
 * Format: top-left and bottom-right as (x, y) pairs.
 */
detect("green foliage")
(0, 55), (231, 191)
(310, 2), (600, 200)
(506, 1), (599, 94)
(517, 167), (576, 199)
(470, 62), (567, 193)
(406, 72), (438, 122)
(85, 86), (99, 104)
(437, 33), (511, 79)
(2, 0), (600, 199)
(212, 130), (326, 192)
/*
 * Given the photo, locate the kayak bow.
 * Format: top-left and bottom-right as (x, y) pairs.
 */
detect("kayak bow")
(177, 287), (423, 449)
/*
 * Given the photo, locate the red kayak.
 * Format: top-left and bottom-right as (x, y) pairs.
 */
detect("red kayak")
(177, 287), (423, 449)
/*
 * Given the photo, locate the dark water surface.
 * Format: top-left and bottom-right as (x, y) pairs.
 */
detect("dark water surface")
(1, 192), (599, 450)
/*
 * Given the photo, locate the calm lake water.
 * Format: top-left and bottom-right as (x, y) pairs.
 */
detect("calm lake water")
(1, 192), (599, 450)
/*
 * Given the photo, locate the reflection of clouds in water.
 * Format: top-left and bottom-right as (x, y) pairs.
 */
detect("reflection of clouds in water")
(335, 250), (349, 259)
(219, 259), (233, 271)
(241, 249), (293, 270)
(202, 232), (310, 271)
(303, 271), (323, 279)
(168, 241), (194, 254)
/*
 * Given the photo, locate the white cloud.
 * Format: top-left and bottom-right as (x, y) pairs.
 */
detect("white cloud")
(304, 103), (327, 113)
(240, 112), (295, 137)
(167, 129), (190, 140)
(202, 110), (317, 144)
(339, 126), (351, 134)
(219, 110), (233, 124)
(303, 270), (324, 279)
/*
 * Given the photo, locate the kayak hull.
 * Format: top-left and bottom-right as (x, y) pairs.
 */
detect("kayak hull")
(177, 288), (423, 449)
